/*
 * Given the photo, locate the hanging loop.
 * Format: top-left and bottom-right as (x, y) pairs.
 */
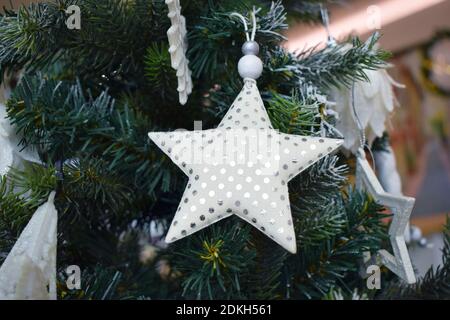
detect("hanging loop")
(351, 82), (366, 150)
(231, 7), (258, 42)
(230, 12), (250, 42)
(352, 81), (377, 171)
(250, 7), (257, 42)
(320, 4), (336, 46)
(232, 8), (263, 82)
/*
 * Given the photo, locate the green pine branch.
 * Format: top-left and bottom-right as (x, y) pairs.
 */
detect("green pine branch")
(295, 33), (391, 90)
(169, 219), (255, 299)
(288, 189), (387, 299)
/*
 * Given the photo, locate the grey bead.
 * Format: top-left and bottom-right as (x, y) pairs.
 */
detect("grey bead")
(242, 41), (259, 55)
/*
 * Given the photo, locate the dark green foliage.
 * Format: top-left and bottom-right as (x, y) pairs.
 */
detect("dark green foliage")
(287, 189), (387, 299)
(0, 177), (35, 263)
(0, 0), (166, 92)
(144, 42), (177, 101)
(7, 75), (114, 160)
(169, 219), (255, 299)
(0, 164), (56, 262)
(290, 155), (348, 210)
(0, 0), (447, 300)
(58, 229), (178, 300)
(7, 74), (187, 197)
(245, 230), (288, 299)
(187, 1), (287, 79)
(267, 91), (321, 136)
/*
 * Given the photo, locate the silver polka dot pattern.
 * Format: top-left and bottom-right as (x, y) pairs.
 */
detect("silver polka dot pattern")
(148, 80), (343, 254)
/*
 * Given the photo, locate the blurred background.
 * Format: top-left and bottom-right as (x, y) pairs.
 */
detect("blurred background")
(284, 0), (450, 277)
(1, 0), (449, 278)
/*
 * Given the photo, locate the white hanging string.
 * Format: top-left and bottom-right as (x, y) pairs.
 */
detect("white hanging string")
(351, 81), (377, 171)
(319, 4), (336, 46)
(231, 8), (259, 89)
(230, 8), (258, 42)
(230, 12), (250, 42)
(351, 83), (366, 150)
(318, 6), (375, 168)
(250, 7), (257, 42)
(318, 4), (341, 140)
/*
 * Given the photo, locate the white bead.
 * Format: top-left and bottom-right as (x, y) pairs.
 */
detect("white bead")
(238, 55), (263, 80)
(242, 41), (260, 55)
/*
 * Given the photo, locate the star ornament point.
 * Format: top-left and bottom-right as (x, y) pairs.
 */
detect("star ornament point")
(149, 81), (343, 253)
(356, 151), (416, 284)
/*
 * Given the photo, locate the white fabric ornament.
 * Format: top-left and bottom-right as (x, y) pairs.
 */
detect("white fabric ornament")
(149, 31), (343, 253)
(356, 150), (416, 284)
(0, 192), (58, 300)
(330, 69), (404, 154)
(149, 82), (342, 253)
(0, 74), (40, 177)
(166, 0), (193, 105)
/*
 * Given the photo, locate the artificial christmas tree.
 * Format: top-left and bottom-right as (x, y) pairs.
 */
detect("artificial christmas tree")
(0, 0), (448, 300)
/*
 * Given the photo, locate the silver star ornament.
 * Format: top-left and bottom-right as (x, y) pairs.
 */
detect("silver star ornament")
(149, 80), (343, 253)
(356, 149), (416, 283)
